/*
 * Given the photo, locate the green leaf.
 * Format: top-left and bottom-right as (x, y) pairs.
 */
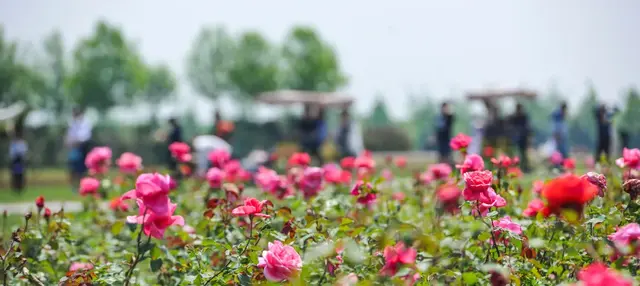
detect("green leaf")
(150, 258), (162, 272)
(478, 232), (491, 241)
(111, 221), (124, 235)
(238, 274), (251, 286)
(340, 217), (354, 226)
(462, 273), (478, 285)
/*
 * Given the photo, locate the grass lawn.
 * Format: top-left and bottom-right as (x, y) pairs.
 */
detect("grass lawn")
(0, 185), (80, 203)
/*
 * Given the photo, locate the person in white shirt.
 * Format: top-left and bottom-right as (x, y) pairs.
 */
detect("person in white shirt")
(65, 107), (92, 192)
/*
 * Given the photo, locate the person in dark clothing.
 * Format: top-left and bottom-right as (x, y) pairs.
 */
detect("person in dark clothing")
(66, 107), (92, 193)
(167, 117), (182, 171)
(298, 105), (324, 164)
(436, 102), (455, 163)
(336, 109), (354, 158)
(594, 104), (617, 162)
(509, 103), (530, 172)
(620, 130), (630, 150)
(9, 129), (27, 192)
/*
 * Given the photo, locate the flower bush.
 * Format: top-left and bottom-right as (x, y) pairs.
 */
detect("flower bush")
(2, 140), (640, 285)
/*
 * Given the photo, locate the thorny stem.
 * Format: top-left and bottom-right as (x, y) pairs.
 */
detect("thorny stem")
(124, 209), (150, 286)
(1, 241), (16, 286)
(204, 216), (254, 286)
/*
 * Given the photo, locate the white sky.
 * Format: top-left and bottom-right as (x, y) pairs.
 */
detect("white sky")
(1, 0), (639, 123)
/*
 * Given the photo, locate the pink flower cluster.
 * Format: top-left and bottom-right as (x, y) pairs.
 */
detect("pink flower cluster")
(450, 133), (472, 151)
(117, 152), (142, 174)
(122, 173), (184, 239)
(462, 170), (506, 216)
(204, 149), (251, 188)
(169, 142), (192, 163)
(350, 181), (376, 206)
(617, 148), (640, 170)
(456, 154), (484, 174)
(85, 146), (112, 175)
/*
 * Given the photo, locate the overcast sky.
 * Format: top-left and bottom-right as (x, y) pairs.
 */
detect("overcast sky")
(1, 0), (639, 122)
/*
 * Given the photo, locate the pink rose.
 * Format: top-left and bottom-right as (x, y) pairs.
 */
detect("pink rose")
(208, 149), (231, 168)
(381, 168), (394, 181)
(437, 184), (461, 214)
(300, 167), (324, 199)
(69, 262), (93, 272)
(288, 152), (310, 167)
(121, 173), (172, 215)
(79, 177), (100, 197)
(550, 151), (563, 165)
(205, 167), (225, 188)
(456, 154), (485, 174)
(475, 188), (507, 216)
(532, 180), (544, 194)
(522, 198), (544, 217)
(563, 158), (576, 170)
(231, 197), (270, 218)
(449, 133), (472, 151)
(608, 223), (640, 246)
(168, 142), (191, 163)
(428, 163), (452, 180)
(395, 156), (407, 168)
(127, 200), (185, 239)
(116, 152), (142, 174)
(577, 263), (632, 286)
(616, 148), (640, 169)
(392, 192), (406, 202)
(85, 146), (112, 174)
(109, 196), (129, 212)
(354, 155), (375, 171)
(255, 167), (280, 191)
(351, 181), (377, 205)
(493, 216), (522, 235)
(462, 170), (493, 201)
(380, 242), (417, 276)
(257, 241), (302, 282)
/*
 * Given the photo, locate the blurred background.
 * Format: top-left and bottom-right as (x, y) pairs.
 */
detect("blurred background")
(0, 0), (639, 179)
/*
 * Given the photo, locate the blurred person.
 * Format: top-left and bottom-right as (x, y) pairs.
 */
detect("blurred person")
(551, 102), (569, 160)
(9, 129), (27, 193)
(336, 109), (354, 158)
(65, 107), (92, 192)
(594, 104), (618, 162)
(620, 129), (630, 150)
(435, 102), (455, 164)
(214, 109), (235, 142)
(298, 105), (320, 162)
(509, 103), (531, 172)
(167, 117), (183, 171)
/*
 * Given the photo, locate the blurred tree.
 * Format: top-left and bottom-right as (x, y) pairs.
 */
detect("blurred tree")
(66, 21), (148, 114)
(568, 85), (598, 150)
(618, 88), (640, 148)
(367, 95), (392, 127)
(0, 26), (43, 106)
(281, 26), (347, 92)
(142, 64), (176, 122)
(227, 31), (279, 111)
(41, 30), (68, 117)
(407, 94), (437, 149)
(520, 84), (564, 146)
(186, 26), (235, 109)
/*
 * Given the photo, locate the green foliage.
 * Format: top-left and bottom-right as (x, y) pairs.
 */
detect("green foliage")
(366, 95), (392, 127)
(142, 64), (176, 107)
(228, 31), (280, 103)
(281, 26), (347, 91)
(186, 26), (235, 106)
(568, 85), (598, 149)
(66, 21), (148, 112)
(0, 26), (44, 107)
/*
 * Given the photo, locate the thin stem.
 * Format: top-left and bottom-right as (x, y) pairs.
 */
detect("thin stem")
(204, 216), (254, 286)
(124, 210), (150, 286)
